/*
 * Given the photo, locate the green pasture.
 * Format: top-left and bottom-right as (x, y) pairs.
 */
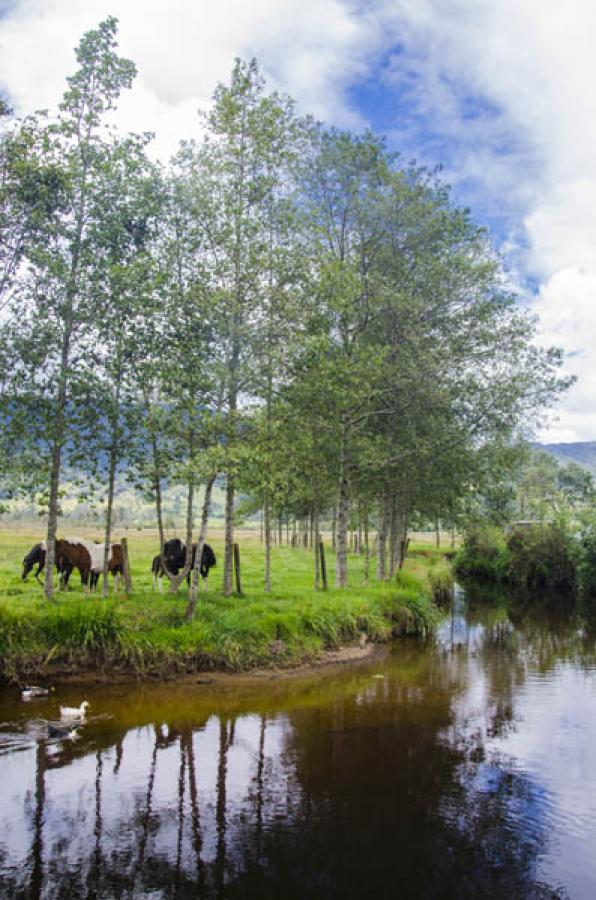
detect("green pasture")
(0, 529), (448, 680)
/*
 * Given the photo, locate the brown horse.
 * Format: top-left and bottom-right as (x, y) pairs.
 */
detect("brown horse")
(56, 539), (124, 592)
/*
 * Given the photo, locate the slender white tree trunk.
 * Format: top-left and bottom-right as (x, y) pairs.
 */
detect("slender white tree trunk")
(186, 474), (216, 619)
(334, 425), (350, 587)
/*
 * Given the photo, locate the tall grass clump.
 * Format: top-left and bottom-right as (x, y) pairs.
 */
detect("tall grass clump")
(39, 603), (127, 656)
(0, 604), (33, 654)
(426, 559), (455, 606)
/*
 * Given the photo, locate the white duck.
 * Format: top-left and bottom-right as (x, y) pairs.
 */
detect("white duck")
(60, 700), (90, 719)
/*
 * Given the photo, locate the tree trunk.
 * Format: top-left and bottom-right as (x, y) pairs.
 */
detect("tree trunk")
(186, 474), (216, 620)
(102, 343), (123, 597)
(376, 486), (390, 581)
(168, 475), (194, 595)
(334, 426), (349, 587)
(264, 491), (271, 593)
(314, 505), (320, 589)
(150, 426), (181, 589)
(388, 492), (397, 579)
(364, 514), (370, 584)
(44, 440), (62, 600)
(44, 315), (73, 600)
(394, 508), (406, 572)
(223, 471), (235, 595)
(44, 150), (88, 599)
(101, 438), (117, 598)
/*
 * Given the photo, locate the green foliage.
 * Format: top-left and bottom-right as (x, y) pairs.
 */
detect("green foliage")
(39, 603), (125, 652)
(455, 525), (508, 581)
(0, 19), (572, 601)
(426, 559), (455, 606)
(575, 521), (596, 610)
(506, 521), (578, 593)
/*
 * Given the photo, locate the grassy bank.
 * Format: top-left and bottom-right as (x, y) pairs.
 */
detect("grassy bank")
(0, 531), (445, 681)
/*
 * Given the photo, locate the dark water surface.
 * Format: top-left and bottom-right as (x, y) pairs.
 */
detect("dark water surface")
(1, 586), (596, 899)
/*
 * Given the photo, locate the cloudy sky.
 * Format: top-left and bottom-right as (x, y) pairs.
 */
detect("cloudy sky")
(1, 0), (594, 443)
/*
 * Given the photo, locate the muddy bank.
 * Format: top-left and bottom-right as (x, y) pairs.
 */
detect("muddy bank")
(2, 640), (390, 687)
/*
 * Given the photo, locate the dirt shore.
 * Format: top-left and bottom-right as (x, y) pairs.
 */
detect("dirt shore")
(13, 640), (389, 687)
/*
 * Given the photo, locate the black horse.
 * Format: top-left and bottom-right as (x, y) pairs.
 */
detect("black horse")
(151, 538), (216, 591)
(22, 542), (74, 587)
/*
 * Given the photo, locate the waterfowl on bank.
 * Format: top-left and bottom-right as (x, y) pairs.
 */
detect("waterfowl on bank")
(59, 701), (90, 719)
(21, 685), (53, 700)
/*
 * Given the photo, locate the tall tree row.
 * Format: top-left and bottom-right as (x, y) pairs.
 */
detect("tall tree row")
(0, 18), (570, 604)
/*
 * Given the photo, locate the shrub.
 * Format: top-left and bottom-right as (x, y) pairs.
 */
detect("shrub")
(577, 525), (596, 609)
(454, 525), (507, 581)
(506, 521), (577, 593)
(427, 562), (455, 606)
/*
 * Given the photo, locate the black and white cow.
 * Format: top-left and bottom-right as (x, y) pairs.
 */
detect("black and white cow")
(151, 538), (216, 592)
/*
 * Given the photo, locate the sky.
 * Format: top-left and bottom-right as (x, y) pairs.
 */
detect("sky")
(0, 0), (594, 443)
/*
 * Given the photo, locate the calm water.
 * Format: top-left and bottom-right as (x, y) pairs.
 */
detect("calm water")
(1, 586), (596, 899)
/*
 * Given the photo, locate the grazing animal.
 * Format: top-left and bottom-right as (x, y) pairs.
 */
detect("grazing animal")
(55, 539), (123, 592)
(88, 543), (124, 591)
(21, 685), (53, 700)
(22, 541), (74, 587)
(55, 539), (95, 589)
(60, 700), (90, 719)
(151, 539), (217, 591)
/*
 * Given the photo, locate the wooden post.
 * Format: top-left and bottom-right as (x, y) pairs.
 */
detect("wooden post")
(319, 540), (328, 591)
(233, 542), (243, 596)
(121, 537), (133, 594)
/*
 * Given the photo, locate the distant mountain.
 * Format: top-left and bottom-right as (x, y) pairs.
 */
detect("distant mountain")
(535, 441), (596, 475)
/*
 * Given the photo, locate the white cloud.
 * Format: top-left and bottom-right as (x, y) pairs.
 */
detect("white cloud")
(0, 0), (384, 159)
(375, 0), (596, 442)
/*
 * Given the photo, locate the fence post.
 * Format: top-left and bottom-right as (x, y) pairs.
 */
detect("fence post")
(319, 540), (328, 591)
(233, 542), (243, 596)
(121, 537), (133, 594)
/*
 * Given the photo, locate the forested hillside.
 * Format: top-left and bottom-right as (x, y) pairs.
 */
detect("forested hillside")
(536, 442), (596, 474)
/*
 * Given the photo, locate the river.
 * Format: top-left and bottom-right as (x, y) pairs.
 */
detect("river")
(1, 584), (595, 899)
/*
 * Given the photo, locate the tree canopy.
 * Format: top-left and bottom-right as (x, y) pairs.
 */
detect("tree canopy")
(0, 19), (571, 601)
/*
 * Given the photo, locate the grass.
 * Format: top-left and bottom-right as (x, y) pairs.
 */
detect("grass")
(0, 529), (444, 681)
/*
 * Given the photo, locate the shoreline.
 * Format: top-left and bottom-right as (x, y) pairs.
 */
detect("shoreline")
(2, 640), (390, 687)
(1, 534), (449, 686)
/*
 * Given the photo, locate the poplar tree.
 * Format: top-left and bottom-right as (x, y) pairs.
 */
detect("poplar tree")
(2, 18), (136, 598)
(90, 135), (160, 595)
(188, 59), (298, 594)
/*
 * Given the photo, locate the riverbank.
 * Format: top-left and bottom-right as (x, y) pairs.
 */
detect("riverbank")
(0, 532), (449, 682)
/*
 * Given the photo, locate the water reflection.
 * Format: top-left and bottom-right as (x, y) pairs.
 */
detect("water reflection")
(0, 588), (595, 898)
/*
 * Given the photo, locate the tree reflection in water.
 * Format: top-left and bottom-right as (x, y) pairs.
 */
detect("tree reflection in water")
(2, 590), (595, 897)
